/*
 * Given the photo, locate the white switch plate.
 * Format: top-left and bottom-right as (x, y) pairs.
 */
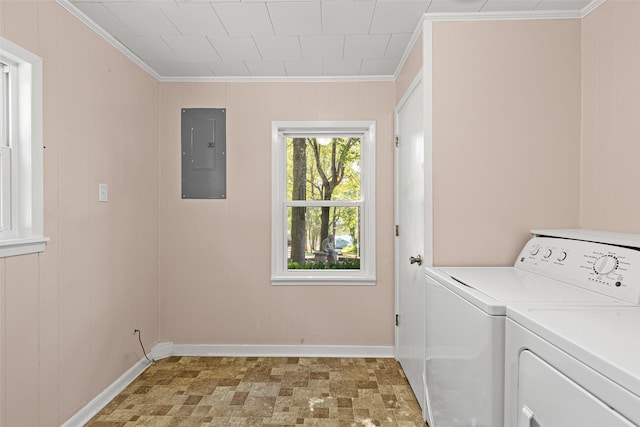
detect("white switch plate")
(98, 183), (108, 202)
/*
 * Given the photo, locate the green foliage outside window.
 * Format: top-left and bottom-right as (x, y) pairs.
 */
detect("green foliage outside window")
(286, 137), (361, 270)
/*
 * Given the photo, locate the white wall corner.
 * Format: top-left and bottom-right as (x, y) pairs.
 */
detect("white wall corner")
(150, 341), (174, 360)
(581, 0), (607, 17)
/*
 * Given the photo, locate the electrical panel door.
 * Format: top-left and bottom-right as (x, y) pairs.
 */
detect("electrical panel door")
(181, 108), (226, 199)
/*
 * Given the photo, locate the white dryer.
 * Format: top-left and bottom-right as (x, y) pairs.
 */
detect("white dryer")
(505, 304), (640, 426)
(424, 229), (640, 427)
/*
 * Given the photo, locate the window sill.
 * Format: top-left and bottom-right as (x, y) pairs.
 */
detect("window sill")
(0, 236), (49, 258)
(271, 275), (376, 286)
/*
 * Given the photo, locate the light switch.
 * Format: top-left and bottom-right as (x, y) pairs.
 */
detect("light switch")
(98, 183), (109, 202)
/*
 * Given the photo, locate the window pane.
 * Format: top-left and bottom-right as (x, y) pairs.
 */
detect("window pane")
(286, 137), (361, 201)
(287, 206), (360, 270)
(0, 63), (7, 147)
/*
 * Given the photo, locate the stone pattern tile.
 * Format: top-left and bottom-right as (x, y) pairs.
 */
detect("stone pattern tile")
(86, 356), (427, 426)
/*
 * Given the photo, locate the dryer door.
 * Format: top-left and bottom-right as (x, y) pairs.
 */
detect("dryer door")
(518, 350), (635, 426)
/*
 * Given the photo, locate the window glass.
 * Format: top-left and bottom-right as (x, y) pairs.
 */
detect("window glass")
(0, 62), (8, 148)
(285, 137), (361, 271)
(286, 137), (361, 201)
(286, 206), (361, 270)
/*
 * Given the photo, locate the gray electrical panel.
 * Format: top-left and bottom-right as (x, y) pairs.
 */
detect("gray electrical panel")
(181, 108), (226, 199)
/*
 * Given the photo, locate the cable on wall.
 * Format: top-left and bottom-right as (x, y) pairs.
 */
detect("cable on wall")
(134, 329), (155, 364)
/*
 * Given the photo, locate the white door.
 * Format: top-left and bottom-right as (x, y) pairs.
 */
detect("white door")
(395, 79), (428, 421)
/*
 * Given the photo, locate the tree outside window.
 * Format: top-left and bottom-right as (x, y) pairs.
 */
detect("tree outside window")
(287, 136), (361, 270)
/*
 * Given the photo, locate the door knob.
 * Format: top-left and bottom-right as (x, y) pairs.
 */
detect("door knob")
(409, 255), (423, 266)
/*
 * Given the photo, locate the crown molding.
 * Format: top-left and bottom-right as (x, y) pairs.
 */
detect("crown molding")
(416, 0), (607, 23)
(423, 9), (582, 22)
(158, 74), (395, 83)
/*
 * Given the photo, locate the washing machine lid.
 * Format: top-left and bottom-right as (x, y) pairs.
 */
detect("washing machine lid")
(508, 304), (640, 399)
(427, 267), (627, 316)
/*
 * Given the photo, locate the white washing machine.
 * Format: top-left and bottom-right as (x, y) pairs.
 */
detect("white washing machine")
(505, 304), (640, 426)
(424, 229), (640, 427)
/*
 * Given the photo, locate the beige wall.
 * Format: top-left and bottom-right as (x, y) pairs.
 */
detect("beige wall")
(158, 82), (396, 346)
(431, 19), (582, 265)
(0, 1), (160, 425)
(395, 32), (423, 104)
(3, 0), (640, 424)
(581, 0), (640, 233)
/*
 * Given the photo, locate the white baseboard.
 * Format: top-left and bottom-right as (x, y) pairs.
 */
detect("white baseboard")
(61, 342), (394, 426)
(60, 356), (153, 427)
(150, 341), (173, 360)
(165, 343), (395, 358)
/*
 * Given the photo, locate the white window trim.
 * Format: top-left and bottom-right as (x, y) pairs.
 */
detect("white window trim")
(271, 121), (376, 285)
(0, 37), (48, 257)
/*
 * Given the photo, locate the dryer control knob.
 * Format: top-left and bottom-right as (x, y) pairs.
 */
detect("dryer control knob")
(594, 255), (618, 276)
(543, 249), (552, 258)
(557, 251), (567, 262)
(530, 247), (540, 256)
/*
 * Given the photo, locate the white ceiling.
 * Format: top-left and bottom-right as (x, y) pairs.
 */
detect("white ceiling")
(63, 0), (600, 80)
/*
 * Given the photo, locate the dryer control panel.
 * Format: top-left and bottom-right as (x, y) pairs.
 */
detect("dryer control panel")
(516, 236), (640, 304)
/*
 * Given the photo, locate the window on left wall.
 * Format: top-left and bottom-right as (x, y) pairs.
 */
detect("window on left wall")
(0, 37), (47, 257)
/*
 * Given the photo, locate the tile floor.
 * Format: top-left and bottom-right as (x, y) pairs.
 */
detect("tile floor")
(86, 356), (427, 426)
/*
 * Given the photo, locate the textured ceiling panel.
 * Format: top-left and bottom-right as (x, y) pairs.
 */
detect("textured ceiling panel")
(284, 60), (324, 76)
(74, 3), (132, 37)
(208, 36), (262, 61)
(536, 0), (593, 10)
(205, 60), (251, 76)
(115, 36), (175, 62)
(145, 60), (215, 77)
(66, 0), (602, 79)
(103, 2), (180, 37)
(213, 2), (274, 36)
(253, 35), (302, 61)
(268, 2), (322, 36)
(321, 1), (377, 35)
(162, 35), (221, 62)
(300, 35), (345, 60)
(323, 58), (363, 76)
(370, 1), (430, 34)
(344, 34), (391, 59)
(244, 60), (288, 76)
(385, 33), (413, 58)
(159, 3), (227, 37)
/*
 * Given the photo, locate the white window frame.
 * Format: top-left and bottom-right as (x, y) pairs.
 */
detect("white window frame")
(0, 61), (15, 235)
(0, 37), (47, 257)
(271, 121), (376, 285)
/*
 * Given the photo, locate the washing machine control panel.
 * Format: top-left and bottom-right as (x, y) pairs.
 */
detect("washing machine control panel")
(516, 237), (640, 304)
